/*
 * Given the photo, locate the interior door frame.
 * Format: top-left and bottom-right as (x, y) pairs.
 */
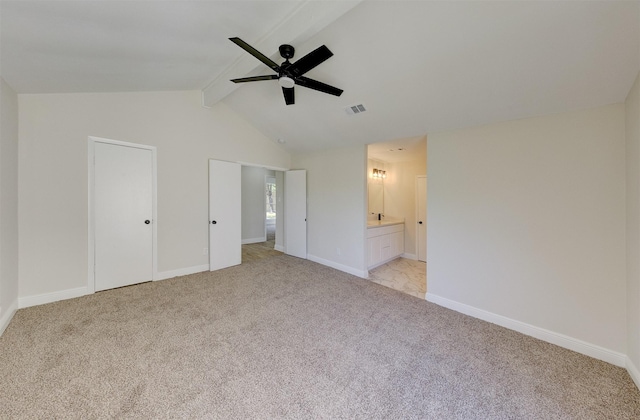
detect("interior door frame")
(265, 174), (277, 239)
(232, 161), (290, 260)
(87, 136), (158, 294)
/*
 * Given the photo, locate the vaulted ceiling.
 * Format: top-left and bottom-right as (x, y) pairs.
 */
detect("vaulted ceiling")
(2, 1), (638, 154)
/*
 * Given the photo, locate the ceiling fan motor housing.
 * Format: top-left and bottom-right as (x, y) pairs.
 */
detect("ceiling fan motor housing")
(279, 44), (295, 59)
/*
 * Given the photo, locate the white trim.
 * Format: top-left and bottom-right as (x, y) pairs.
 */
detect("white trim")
(274, 244), (285, 252)
(307, 254), (368, 278)
(242, 237), (267, 244)
(87, 139), (95, 293)
(264, 174), (268, 241)
(236, 161), (289, 172)
(88, 136), (158, 294)
(156, 264), (210, 281)
(201, 91), (211, 109)
(401, 253), (418, 260)
(0, 300), (18, 336)
(19, 287), (88, 309)
(426, 293), (627, 367)
(368, 255), (402, 271)
(627, 357), (640, 391)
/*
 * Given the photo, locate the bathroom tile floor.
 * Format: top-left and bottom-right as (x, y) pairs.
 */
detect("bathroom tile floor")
(368, 258), (426, 299)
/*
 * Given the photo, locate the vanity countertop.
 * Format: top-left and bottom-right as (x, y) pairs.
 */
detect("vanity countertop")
(367, 219), (404, 228)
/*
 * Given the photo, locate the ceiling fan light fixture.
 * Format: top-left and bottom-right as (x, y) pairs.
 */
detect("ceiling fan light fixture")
(229, 38), (342, 105)
(278, 76), (295, 89)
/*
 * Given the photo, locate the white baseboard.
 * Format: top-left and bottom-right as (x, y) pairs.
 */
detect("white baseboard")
(426, 293), (626, 367)
(307, 254), (368, 278)
(627, 357), (640, 391)
(156, 264), (210, 281)
(0, 300), (18, 336)
(16, 265), (210, 310)
(274, 244), (285, 252)
(19, 286), (88, 309)
(242, 237), (266, 244)
(401, 253), (418, 260)
(367, 255), (403, 271)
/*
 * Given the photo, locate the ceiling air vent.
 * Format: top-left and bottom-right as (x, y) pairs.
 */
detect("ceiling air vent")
(345, 104), (367, 115)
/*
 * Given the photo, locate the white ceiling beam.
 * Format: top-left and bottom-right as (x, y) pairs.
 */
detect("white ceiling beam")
(201, 0), (362, 108)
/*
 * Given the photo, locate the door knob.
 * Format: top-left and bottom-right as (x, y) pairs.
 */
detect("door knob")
(144, 220), (150, 224)
(418, 221), (423, 224)
(211, 220), (217, 224)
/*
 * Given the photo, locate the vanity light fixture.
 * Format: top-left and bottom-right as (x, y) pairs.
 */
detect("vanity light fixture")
(372, 168), (387, 179)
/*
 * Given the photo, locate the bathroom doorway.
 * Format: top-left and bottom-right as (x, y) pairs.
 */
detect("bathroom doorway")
(366, 136), (427, 298)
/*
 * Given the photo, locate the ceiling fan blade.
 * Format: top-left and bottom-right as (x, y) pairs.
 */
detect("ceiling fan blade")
(282, 87), (295, 105)
(288, 45), (333, 77)
(229, 37), (280, 73)
(230, 75), (279, 83)
(295, 76), (343, 97)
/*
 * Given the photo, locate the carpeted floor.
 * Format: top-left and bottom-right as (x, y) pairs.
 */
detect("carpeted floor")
(1, 255), (639, 418)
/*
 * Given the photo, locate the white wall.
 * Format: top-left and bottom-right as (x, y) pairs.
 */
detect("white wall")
(0, 78), (19, 333)
(383, 159), (427, 258)
(241, 166), (266, 243)
(18, 91), (290, 299)
(427, 104), (627, 361)
(293, 145), (367, 277)
(626, 71), (640, 384)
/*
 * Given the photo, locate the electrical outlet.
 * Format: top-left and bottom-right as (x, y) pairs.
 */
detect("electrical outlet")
(336, 248), (341, 256)
(203, 247), (208, 255)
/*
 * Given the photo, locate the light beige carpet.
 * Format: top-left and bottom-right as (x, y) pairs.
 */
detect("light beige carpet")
(1, 255), (639, 418)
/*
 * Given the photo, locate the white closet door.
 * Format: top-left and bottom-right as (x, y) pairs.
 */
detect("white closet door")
(94, 142), (153, 291)
(209, 160), (242, 271)
(417, 176), (427, 262)
(284, 170), (307, 259)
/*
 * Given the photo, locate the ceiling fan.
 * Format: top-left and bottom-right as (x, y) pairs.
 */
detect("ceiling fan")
(229, 37), (343, 105)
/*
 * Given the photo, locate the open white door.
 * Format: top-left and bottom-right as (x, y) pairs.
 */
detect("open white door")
(417, 176), (427, 262)
(93, 140), (154, 291)
(209, 160), (241, 271)
(284, 170), (307, 259)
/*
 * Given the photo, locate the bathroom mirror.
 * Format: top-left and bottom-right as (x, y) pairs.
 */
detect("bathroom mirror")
(368, 181), (384, 215)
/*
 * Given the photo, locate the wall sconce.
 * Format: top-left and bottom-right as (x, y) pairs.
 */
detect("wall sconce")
(372, 168), (387, 179)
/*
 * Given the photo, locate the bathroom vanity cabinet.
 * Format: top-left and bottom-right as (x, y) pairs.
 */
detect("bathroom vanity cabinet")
(367, 222), (404, 269)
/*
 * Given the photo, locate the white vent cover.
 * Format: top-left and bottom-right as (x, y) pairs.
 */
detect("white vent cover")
(345, 104), (367, 115)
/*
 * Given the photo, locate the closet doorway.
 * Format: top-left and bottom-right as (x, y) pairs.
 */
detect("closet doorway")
(208, 162), (307, 267)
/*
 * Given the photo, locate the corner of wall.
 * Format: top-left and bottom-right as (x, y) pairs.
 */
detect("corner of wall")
(0, 300), (18, 336)
(0, 77), (20, 337)
(625, 69), (640, 385)
(627, 356), (640, 391)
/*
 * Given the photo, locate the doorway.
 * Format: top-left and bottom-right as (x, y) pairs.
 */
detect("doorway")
(88, 137), (157, 293)
(365, 136), (427, 298)
(266, 175), (276, 245)
(208, 161), (307, 267)
(240, 166), (283, 263)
